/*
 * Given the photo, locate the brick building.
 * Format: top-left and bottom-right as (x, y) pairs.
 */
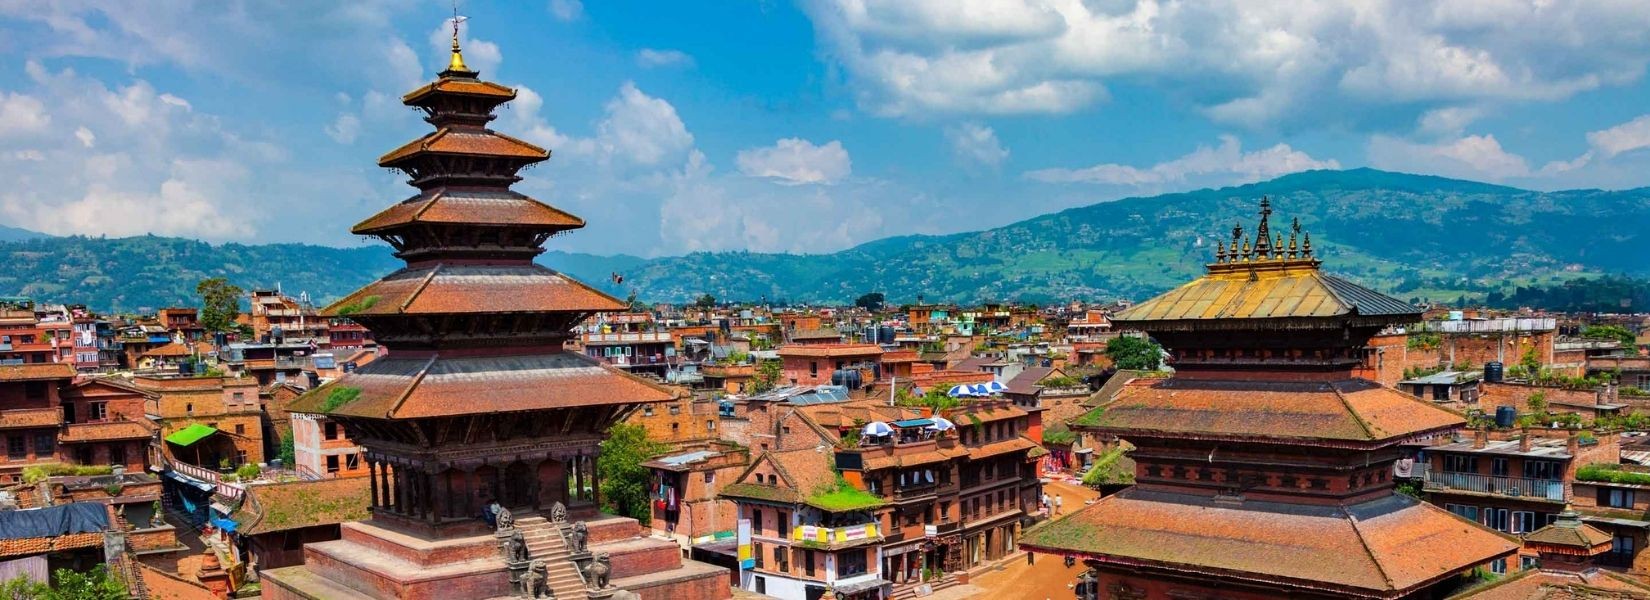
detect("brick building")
(778, 343), (884, 387)
(288, 411), (367, 479)
(135, 375), (264, 470)
(644, 442), (750, 543)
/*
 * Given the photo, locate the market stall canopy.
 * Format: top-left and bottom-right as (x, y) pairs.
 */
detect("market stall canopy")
(165, 424), (219, 447)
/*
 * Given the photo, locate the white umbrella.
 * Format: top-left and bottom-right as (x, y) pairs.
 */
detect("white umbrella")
(947, 384), (972, 397)
(929, 417), (955, 431)
(862, 421), (893, 437)
(986, 381), (1008, 393)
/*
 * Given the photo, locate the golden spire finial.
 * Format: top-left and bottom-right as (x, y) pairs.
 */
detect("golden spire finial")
(445, 3), (473, 76)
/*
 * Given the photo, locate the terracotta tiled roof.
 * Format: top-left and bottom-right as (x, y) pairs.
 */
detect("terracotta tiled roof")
(401, 78), (516, 103)
(321, 264), (627, 317)
(59, 420), (154, 443)
(1070, 378), (1462, 447)
(0, 532), (103, 558)
(288, 351), (678, 420)
(1113, 263), (1418, 328)
(352, 189), (585, 234)
(966, 436), (1038, 460)
(1021, 489), (1517, 598)
(1003, 367), (1054, 396)
(864, 449), (953, 471)
(1447, 567), (1650, 599)
(0, 408), (62, 429)
(952, 403), (1027, 425)
(769, 447), (837, 497)
(790, 328), (842, 341)
(1522, 518), (1613, 550)
(777, 344), (884, 358)
(232, 476), (371, 536)
(141, 341), (196, 358)
(0, 362), (75, 382)
(379, 128), (548, 166)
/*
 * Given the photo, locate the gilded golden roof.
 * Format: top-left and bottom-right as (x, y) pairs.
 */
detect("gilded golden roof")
(1114, 198), (1417, 327)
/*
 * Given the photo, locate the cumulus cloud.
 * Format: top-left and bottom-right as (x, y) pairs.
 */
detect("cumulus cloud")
(736, 139), (852, 185)
(1368, 134), (1531, 181)
(549, 0), (584, 22)
(636, 49), (693, 68)
(1586, 115), (1650, 159)
(0, 93), (51, 136)
(1026, 135), (1338, 186)
(944, 122), (1008, 167)
(325, 114), (361, 144)
(0, 62), (263, 240)
(802, 0), (1650, 124)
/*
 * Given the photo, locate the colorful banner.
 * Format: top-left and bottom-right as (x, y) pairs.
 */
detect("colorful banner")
(737, 519), (754, 570)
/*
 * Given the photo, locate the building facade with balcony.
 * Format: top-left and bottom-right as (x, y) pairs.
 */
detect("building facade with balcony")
(721, 447), (891, 600)
(1424, 428), (1622, 565)
(779, 344), (884, 388)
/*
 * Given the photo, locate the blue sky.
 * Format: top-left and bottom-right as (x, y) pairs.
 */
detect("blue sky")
(1, 1), (1649, 257)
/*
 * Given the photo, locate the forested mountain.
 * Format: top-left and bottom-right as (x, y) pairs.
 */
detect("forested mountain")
(3, 169), (1647, 312)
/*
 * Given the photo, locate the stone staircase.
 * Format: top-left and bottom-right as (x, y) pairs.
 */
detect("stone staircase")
(515, 516), (589, 600)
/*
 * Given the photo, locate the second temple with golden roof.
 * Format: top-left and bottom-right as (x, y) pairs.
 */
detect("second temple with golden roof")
(1021, 200), (1520, 599)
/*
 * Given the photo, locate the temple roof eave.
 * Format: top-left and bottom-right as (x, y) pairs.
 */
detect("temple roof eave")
(350, 189), (587, 235)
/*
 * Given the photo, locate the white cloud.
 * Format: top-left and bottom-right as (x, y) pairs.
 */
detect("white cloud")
(1026, 135), (1338, 186)
(802, 0), (1650, 123)
(736, 139), (852, 185)
(1367, 133), (1531, 181)
(0, 62), (268, 240)
(944, 122), (1008, 167)
(325, 114), (361, 144)
(0, 93), (51, 136)
(1586, 115), (1650, 158)
(593, 83), (695, 168)
(1416, 107), (1484, 137)
(549, 0), (584, 22)
(636, 49), (694, 68)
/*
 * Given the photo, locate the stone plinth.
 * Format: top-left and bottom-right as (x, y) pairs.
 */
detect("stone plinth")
(261, 521), (511, 600)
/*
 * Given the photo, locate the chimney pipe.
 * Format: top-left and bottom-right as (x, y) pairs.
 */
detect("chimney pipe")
(1519, 426), (1533, 452)
(1473, 428), (1488, 450)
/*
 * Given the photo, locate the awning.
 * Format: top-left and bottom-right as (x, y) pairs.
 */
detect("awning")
(892, 419), (933, 428)
(165, 424), (218, 446)
(209, 517), (238, 533)
(832, 575), (891, 595)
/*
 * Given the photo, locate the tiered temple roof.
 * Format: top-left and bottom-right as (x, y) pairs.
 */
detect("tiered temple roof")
(1022, 199), (1517, 599)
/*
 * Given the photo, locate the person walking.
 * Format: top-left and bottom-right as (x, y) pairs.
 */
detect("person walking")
(1055, 494), (1063, 515)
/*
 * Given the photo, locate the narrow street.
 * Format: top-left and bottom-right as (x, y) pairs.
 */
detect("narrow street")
(970, 479), (1101, 600)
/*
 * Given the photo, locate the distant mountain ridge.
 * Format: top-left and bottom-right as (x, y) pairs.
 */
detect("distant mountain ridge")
(2, 169), (1647, 312)
(0, 225), (48, 243)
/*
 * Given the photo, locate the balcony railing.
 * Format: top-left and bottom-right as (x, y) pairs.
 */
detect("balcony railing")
(584, 332), (673, 344)
(791, 523), (879, 544)
(1425, 471), (1565, 501)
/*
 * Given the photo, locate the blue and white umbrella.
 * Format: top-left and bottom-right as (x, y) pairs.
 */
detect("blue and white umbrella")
(862, 421), (894, 437)
(986, 381), (1008, 393)
(969, 383), (992, 396)
(928, 417), (955, 431)
(947, 384), (973, 397)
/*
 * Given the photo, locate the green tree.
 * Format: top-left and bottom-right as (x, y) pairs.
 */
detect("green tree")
(278, 426), (296, 465)
(2, 565), (127, 599)
(695, 294), (717, 309)
(597, 423), (667, 525)
(753, 359), (783, 393)
(854, 292), (885, 311)
(1105, 336), (1163, 371)
(1527, 391), (1548, 416)
(195, 277), (244, 334)
(1582, 324), (1637, 347)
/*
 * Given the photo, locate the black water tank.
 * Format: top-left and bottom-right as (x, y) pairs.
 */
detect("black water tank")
(1495, 406), (1517, 428)
(831, 369), (862, 389)
(1484, 361), (1503, 383)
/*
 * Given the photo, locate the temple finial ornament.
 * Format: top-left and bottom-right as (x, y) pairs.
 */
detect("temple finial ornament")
(444, 3), (476, 76)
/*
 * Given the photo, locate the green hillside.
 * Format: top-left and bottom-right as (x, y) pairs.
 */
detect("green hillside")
(2, 169), (1647, 312)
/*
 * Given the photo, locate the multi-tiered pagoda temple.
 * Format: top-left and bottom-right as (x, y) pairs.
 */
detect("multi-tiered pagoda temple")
(262, 24), (728, 600)
(1022, 199), (1520, 599)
